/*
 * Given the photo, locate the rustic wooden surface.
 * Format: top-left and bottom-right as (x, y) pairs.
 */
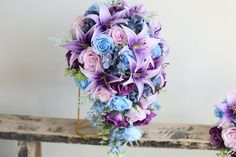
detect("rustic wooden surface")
(18, 141), (41, 157)
(0, 114), (214, 150)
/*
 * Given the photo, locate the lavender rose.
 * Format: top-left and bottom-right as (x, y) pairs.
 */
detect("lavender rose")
(126, 106), (147, 124)
(95, 87), (113, 103)
(111, 26), (127, 44)
(79, 48), (101, 72)
(72, 16), (83, 30)
(209, 127), (225, 149)
(222, 127), (236, 149)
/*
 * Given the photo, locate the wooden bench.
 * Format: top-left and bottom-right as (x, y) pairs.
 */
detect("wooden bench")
(0, 114), (214, 157)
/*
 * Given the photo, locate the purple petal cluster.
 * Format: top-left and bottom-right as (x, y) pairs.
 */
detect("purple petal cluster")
(60, 0), (168, 156)
(211, 91), (236, 157)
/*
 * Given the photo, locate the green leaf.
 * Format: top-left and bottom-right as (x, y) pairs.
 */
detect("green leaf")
(216, 148), (230, 157)
(75, 70), (87, 81)
(65, 68), (78, 77)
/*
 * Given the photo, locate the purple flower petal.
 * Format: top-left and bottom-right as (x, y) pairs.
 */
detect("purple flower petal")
(62, 41), (84, 53)
(136, 80), (144, 100)
(111, 19), (128, 26)
(99, 4), (112, 25)
(137, 24), (148, 40)
(123, 76), (134, 86)
(216, 103), (228, 112)
(143, 80), (155, 93)
(75, 27), (85, 42)
(122, 25), (138, 47)
(146, 37), (161, 52)
(112, 10), (126, 20)
(69, 53), (79, 67)
(107, 74), (123, 84)
(80, 66), (96, 79)
(92, 26), (103, 42)
(226, 91), (236, 105)
(85, 14), (100, 24)
(85, 25), (96, 44)
(145, 67), (161, 79)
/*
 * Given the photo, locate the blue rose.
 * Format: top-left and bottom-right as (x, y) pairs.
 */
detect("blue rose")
(121, 126), (143, 142)
(118, 50), (135, 70)
(152, 44), (162, 59)
(108, 96), (132, 112)
(92, 34), (114, 54)
(75, 78), (91, 90)
(214, 107), (224, 118)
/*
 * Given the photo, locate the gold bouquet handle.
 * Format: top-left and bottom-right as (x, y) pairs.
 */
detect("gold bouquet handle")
(76, 89), (97, 137)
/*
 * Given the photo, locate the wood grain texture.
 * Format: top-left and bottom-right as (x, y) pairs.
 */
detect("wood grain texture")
(18, 141), (41, 157)
(0, 114), (214, 150)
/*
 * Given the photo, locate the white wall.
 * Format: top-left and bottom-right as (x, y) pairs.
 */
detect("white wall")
(0, 0), (236, 156)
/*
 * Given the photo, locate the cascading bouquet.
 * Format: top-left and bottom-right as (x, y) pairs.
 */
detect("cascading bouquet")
(210, 91), (236, 157)
(53, 0), (168, 156)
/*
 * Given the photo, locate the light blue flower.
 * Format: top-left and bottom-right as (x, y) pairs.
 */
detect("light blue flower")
(91, 101), (105, 114)
(88, 3), (99, 12)
(152, 76), (161, 87)
(92, 34), (115, 54)
(75, 78), (91, 90)
(149, 102), (161, 110)
(108, 96), (132, 112)
(121, 126), (143, 142)
(152, 44), (162, 59)
(102, 53), (113, 69)
(118, 50), (135, 71)
(214, 107), (224, 118)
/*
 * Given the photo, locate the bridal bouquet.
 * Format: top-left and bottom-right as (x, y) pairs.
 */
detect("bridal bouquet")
(53, 0), (168, 156)
(210, 91), (236, 157)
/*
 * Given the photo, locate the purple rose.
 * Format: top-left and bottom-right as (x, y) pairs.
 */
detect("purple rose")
(66, 51), (80, 70)
(105, 112), (129, 128)
(209, 127), (225, 149)
(231, 152), (236, 157)
(111, 83), (135, 96)
(134, 110), (157, 126)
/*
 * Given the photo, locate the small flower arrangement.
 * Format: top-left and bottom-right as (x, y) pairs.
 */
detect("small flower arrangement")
(210, 91), (236, 157)
(53, 0), (168, 156)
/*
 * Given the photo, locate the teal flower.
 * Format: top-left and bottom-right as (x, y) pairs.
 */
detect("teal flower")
(92, 34), (115, 54)
(108, 96), (132, 112)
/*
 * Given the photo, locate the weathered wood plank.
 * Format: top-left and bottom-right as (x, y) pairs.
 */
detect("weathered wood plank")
(0, 114), (214, 150)
(18, 141), (41, 157)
